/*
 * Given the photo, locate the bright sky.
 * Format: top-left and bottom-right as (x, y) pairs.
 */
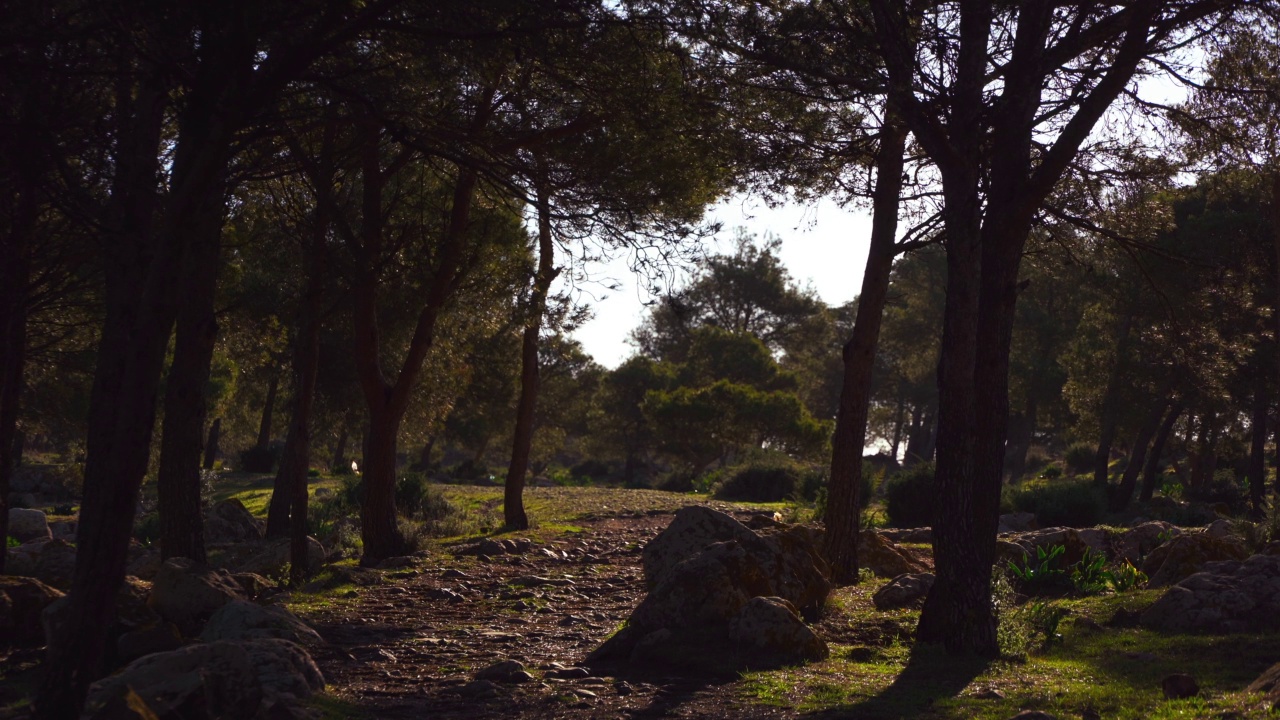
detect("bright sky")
(562, 195), (874, 368)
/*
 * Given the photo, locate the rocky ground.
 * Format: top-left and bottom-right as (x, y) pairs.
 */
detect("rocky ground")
(299, 509), (799, 719)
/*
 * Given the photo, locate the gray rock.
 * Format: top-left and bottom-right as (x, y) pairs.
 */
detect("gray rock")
(237, 536), (326, 577)
(860, 532), (930, 578)
(149, 557), (247, 635)
(475, 659), (527, 682)
(998, 512), (1037, 533)
(641, 506), (760, 586)
(200, 600), (324, 647)
(84, 638), (323, 719)
(117, 622), (183, 663)
(462, 679), (500, 698)
(872, 573), (935, 611)
(8, 508), (51, 542)
(0, 575), (63, 645)
(728, 596), (829, 665)
(1114, 521), (1181, 565)
(33, 538), (77, 590)
(204, 499), (265, 544)
(1141, 533), (1249, 588)
(1141, 553), (1280, 633)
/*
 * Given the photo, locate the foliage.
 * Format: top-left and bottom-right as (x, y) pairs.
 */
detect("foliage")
(1063, 443), (1095, 475)
(1007, 479), (1106, 528)
(133, 512), (160, 545)
(238, 445), (279, 474)
(1039, 465), (1063, 479)
(396, 474), (428, 519)
(1070, 549), (1110, 595)
(6, 536), (19, 548)
(1104, 560), (1148, 593)
(712, 454), (831, 503)
(1008, 544), (1071, 596)
(884, 463), (935, 528)
(1183, 470), (1248, 515)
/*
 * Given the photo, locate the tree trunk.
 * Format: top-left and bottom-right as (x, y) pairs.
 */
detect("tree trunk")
(203, 417), (221, 471)
(1249, 381), (1268, 518)
(157, 170), (226, 563)
(415, 435), (436, 470)
(256, 371), (279, 452)
(332, 421), (349, 473)
(1093, 310), (1134, 488)
(903, 402), (925, 464)
(504, 180), (560, 531)
(1191, 418), (1216, 489)
(822, 115), (907, 585)
(889, 386), (906, 462)
(1004, 395), (1037, 481)
(0, 199), (32, 578)
(1110, 401), (1166, 512)
(1140, 403), (1183, 503)
(360, 409), (408, 561)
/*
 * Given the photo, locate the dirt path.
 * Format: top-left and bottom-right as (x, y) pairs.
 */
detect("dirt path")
(300, 510), (794, 719)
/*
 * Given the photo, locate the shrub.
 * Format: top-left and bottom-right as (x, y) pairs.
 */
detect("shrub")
(1184, 469), (1248, 515)
(447, 459), (490, 482)
(133, 512), (161, 545)
(1039, 464), (1063, 479)
(715, 457), (802, 502)
(396, 473), (428, 518)
(570, 459), (611, 481)
(1008, 478), (1105, 528)
(1023, 447), (1051, 475)
(238, 445), (279, 473)
(1063, 443), (1095, 475)
(884, 462), (936, 528)
(307, 468), (321, 478)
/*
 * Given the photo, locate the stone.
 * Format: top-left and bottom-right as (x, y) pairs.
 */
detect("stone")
(462, 679), (500, 698)
(127, 548), (164, 580)
(237, 536), (326, 577)
(117, 622), (183, 664)
(640, 506), (762, 587)
(33, 538), (77, 590)
(200, 600), (324, 647)
(728, 596), (829, 665)
(49, 520), (76, 540)
(116, 575), (159, 630)
(872, 573), (935, 611)
(1007, 527), (1092, 567)
(1115, 521), (1181, 565)
(859, 532), (930, 578)
(1203, 518), (1238, 540)
(204, 499), (264, 544)
(1247, 662), (1280, 700)
(475, 659), (528, 682)
(1161, 673), (1199, 699)
(8, 508), (51, 542)
(149, 557), (247, 635)
(1141, 533), (1249, 588)
(84, 638), (324, 719)
(0, 575), (63, 645)
(878, 527), (933, 544)
(1140, 554), (1280, 634)
(231, 572), (273, 599)
(998, 512), (1037, 533)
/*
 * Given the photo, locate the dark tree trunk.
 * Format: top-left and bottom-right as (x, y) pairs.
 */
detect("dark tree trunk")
(332, 421), (349, 473)
(1249, 381), (1268, 518)
(203, 417), (221, 471)
(416, 435), (436, 470)
(1140, 403), (1183, 503)
(504, 180), (559, 531)
(157, 170), (226, 563)
(256, 371), (280, 452)
(1004, 395), (1038, 481)
(360, 409), (408, 561)
(1093, 310), (1134, 488)
(823, 115), (907, 585)
(889, 387), (906, 462)
(1110, 402), (1166, 512)
(0, 203), (32, 578)
(904, 403), (925, 464)
(1190, 418), (1216, 489)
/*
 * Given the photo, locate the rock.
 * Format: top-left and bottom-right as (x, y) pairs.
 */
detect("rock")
(0, 576), (63, 645)
(1203, 518), (1240, 540)
(116, 575), (159, 630)
(641, 506), (761, 586)
(1076, 528), (1113, 556)
(998, 512), (1037, 533)
(375, 555), (417, 569)
(149, 557), (247, 635)
(1115, 521), (1181, 564)
(33, 538), (77, 590)
(1247, 662), (1280, 700)
(237, 537), (326, 578)
(49, 520), (75, 540)
(1007, 527), (1092, 567)
(469, 538), (533, 557)
(995, 540), (1030, 567)
(878, 527), (933, 544)
(462, 679), (500, 698)
(860, 532), (930, 578)
(200, 600), (324, 647)
(5, 542), (39, 577)
(1140, 554), (1280, 633)
(1161, 673), (1199, 699)
(728, 596), (829, 665)
(1006, 712), (1056, 720)
(314, 487), (333, 499)
(84, 638), (324, 719)
(204, 499), (264, 544)
(8, 508), (51, 542)
(128, 548), (163, 580)
(1141, 533), (1249, 588)
(872, 573), (935, 611)
(231, 572), (273, 599)
(475, 659), (528, 683)
(117, 622), (183, 664)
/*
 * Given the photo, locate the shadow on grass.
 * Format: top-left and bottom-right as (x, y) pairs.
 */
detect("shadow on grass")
(808, 643), (990, 720)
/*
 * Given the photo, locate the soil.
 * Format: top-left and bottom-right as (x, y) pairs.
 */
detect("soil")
(301, 508), (797, 719)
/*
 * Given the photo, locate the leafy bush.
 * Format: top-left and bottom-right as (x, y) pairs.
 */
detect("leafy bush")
(396, 473), (428, 518)
(884, 462), (936, 528)
(6, 536), (19, 548)
(1184, 469), (1248, 515)
(1104, 559), (1148, 592)
(307, 468), (321, 478)
(1008, 478), (1106, 528)
(1023, 447), (1051, 476)
(1070, 549), (1109, 595)
(1063, 443), (1095, 475)
(570, 459), (610, 481)
(1039, 464), (1063, 479)
(446, 459), (490, 482)
(1008, 544), (1071, 595)
(238, 445), (279, 473)
(715, 457), (802, 502)
(133, 512), (161, 545)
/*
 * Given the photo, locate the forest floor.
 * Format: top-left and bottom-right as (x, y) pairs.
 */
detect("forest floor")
(264, 484), (1280, 720)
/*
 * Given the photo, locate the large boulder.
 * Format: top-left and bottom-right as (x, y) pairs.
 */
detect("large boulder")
(872, 573), (935, 611)
(998, 512), (1038, 534)
(236, 537), (326, 578)
(0, 576), (63, 645)
(200, 600), (324, 647)
(1247, 662), (1280, 703)
(204, 499), (264, 545)
(1141, 554), (1280, 633)
(8, 508), (51, 542)
(860, 532), (930, 577)
(1141, 533), (1249, 588)
(33, 538), (77, 590)
(84, 638), (324, 719)
(728, 596), (828, 666)
(1115, 521), (1181, 565)
(592, 507), (830, 672)
(1006, 527), (1094, 567)
(149, 558), (246, 635)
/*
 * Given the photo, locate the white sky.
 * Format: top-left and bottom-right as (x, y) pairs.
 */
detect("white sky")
(561, 196), (874, 368)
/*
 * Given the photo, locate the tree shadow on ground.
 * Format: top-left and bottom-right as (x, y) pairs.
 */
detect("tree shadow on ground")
(807, 643), (990, 720)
